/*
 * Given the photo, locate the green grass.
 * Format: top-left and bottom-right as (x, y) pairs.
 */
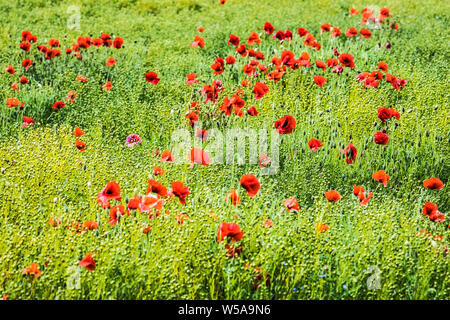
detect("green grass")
(0, 0), (449, 299)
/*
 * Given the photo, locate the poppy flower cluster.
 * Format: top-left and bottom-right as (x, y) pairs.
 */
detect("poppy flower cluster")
(73, 126), (86, 151)
(421, 178), (445, 224)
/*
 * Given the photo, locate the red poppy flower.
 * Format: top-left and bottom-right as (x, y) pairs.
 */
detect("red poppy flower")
(153, 166), (164, 176)
(97, 181), (122, 208)
(109, 205), (125, 225)
(211, 57), (225, 75)
(19, 41), (31, 52)
(65, 90), (77, 103)
(284, 197), (299, 212)
(324, 190), (341, 202)
(378, 61), (388, 72)
(359, 28), (372, 38)
(372, 170), (390, 186)
(21, 30), (33, 41)
(186, 111), (199, 127)
(243, 63), (255, 76)
(304, 33), (316, 46)
(331, 27), (341, 37)
(22, 262), (41, 278)
(424, 178), (444, 190)
(225, 56), (236, 65)
(235, 44), (247, 57)
(48, 38), (60, 47)
(225, 189), (241, 206)
(22, 116), (34, 128)
(377, 107), (392, 122)
(358, 191), (373, 206)
(258, 64), (268, 73)
(22, 59), (33, 71)
(247, 105), (258, 116)
(274, 115), (296, 134)
(339, 53), (355, 68)
(228, 34), (240, 46)
(380, 8), (390, 18)
(374, 131), (389, 145)
(308, 138), (323, 152)
(345, 143), (357, 164)
(99, 33), (110, 40)
(298, 28), (308, 37)
(84, 221), (99, 230)
(79, 253), (96, 271)
(161, 150), (174, 162)
(350, 8), (359, 15)
(190, 35), (205, 48)
(264, 22), (274, 35)
(345, 27), (358, 37)
(267, 70), (282, 82)
(171, 181), (190, 205)
(19, 75), (28, 85)
(113, 37), (124, 49)
(186, 73), (199, 85)
(315, 60), (326, 71)
(92, 38), (103, 46)
(326, 58), (338, 68)
(321, 23), (331, 32)
(217, 222), (244, 242)
(263, 218), (273, 228)
(422, 202), (444, 222)
(231, 94), (245, 109)
(38, 44), (48, 52)
(138, 194), (163, 213)
(253, 82), (269, 99)
(102, 81), (113, 91)
(145, 72), (160, 84)
(147, 179), (168, 197)
(273, 30), (285, 42)
(45, 48), (61, 60)
(6, 98), (21, 108)
(190, 148), (210, 166)
(353, 185), (365, 196)
(284, 29), (293, 41)
(197, 26), (204, 32)
(240, 174), (260, 197)
(76, 75), (88, 82)
(142, 225), (151, 234)
(48, 218), (61, 227)
(5, 64), (15, 74)
(52, 101), (66, 110)
(105, 57), (116, 66)
(313, 75), (326, 87)
(75, 140), (86, 151)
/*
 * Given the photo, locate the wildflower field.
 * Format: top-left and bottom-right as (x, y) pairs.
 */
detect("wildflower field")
(0, 0), (449, 300)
